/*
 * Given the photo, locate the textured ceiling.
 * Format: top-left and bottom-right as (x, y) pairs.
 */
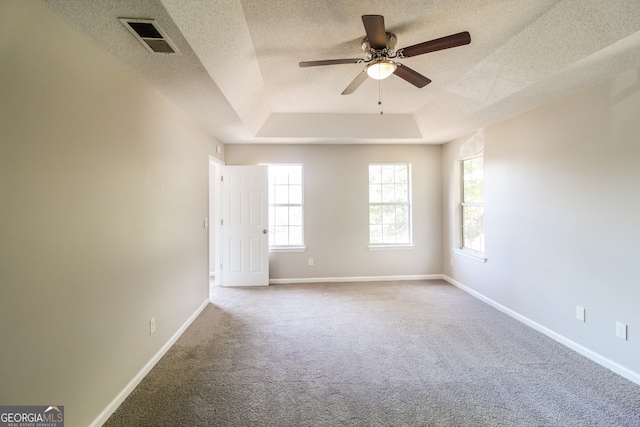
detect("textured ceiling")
(45, 0), (640, 144)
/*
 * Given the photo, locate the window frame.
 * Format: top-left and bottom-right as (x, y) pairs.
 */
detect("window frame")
(265, 163), (305, 252)
(459, 155), (485, 257)
(368, 163), (413, 250)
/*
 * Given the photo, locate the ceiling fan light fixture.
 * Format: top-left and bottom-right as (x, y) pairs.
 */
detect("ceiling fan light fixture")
(366, 60), (397, 80)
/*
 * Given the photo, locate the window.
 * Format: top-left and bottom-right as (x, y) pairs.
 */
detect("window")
(267, 164), (304, 249)
(369, 164), (412, 246)
(461, 156), (484, 253)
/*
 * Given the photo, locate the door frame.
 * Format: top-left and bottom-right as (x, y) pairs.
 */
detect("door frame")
(208, 155), (224, 299)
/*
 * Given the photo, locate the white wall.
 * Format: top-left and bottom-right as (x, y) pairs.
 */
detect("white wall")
(0, 2), (220, 425)
(442, 68), (640, 380)
(226, 144), (442, 281)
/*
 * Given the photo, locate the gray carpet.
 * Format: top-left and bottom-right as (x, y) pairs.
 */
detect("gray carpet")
(104, 280), (640, 426)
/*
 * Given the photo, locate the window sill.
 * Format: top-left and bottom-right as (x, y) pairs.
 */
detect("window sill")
(369, 245), (414, 251)
(453, 248), (487, 263)
(269, 246), (306, 253)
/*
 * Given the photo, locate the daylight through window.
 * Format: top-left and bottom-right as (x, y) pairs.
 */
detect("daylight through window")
(461, 156), (484, 253)
(268, 164), (303, 248)
(369, 164), (412, 245)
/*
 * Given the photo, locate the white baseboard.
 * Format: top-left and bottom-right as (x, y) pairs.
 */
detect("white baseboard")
(269, 274), (442, 285)
(89, 298), (210, 427)
(442, 275), (640, 387)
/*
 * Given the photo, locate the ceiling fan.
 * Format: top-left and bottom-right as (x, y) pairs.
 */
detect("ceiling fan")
(299, 15), (471, 95)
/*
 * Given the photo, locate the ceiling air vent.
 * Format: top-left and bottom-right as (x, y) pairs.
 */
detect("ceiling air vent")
(119, 18), (180, 54)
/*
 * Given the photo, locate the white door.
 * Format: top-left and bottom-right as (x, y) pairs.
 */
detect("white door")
(220, 166), (269, 287)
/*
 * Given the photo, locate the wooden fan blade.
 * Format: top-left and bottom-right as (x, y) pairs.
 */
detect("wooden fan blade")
(341, 71), (369, 95)
(299, 58), (363, 67)
(393, 64), (432, 88)
(399, 31), (471, 58)
(362, 15), (387, 50)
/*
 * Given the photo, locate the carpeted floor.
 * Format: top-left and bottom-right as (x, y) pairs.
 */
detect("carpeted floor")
(104, 280), (640, 426)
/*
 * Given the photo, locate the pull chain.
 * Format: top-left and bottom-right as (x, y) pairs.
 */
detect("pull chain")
(378, 78), (383, 115)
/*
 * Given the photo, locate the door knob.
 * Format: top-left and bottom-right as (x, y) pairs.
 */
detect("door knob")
(263, 229), (268, 234)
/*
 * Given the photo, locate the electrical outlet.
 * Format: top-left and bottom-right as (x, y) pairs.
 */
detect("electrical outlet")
(616, 322), (627, 340)
(150, 317), (156, 335)
(450, 257), (454, 267)
(308, 258), (314, 266)
(576, 306), (585, 322)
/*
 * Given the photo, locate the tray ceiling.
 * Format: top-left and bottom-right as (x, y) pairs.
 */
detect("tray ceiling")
(46, 0), (640, 144)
